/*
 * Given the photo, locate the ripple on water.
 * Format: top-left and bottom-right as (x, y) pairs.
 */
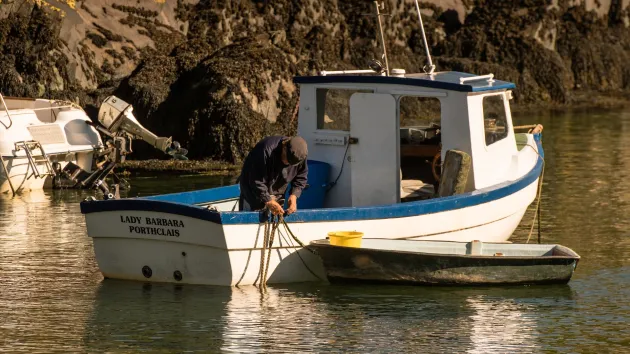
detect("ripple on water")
(1, 111), (630, 352)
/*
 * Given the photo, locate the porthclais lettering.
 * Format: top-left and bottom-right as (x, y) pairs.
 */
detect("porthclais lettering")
(128, 226), (180, 237)
(119, 214), (185, 237)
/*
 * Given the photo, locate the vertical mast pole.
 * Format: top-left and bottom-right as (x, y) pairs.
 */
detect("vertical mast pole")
(374, 1), (390, 76)
(414, 0), (435, 74)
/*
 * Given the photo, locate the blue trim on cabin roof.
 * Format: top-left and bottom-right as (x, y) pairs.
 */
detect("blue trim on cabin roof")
(293, 71), (516, 92)
(81, 135), (543, 225)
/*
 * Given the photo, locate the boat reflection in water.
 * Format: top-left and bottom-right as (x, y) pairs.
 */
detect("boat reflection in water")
(466, 295), (539, 353)
(82, 281), (233, 351)
(0, 189), (99, 352)
(82, 281), (575, 352)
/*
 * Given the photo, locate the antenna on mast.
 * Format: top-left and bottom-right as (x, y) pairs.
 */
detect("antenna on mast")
(374, 1), (390, 76)
(414, 0), (435, 75)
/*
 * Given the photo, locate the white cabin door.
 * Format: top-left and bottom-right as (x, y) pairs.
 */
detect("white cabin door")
(349, 93), (398, 207)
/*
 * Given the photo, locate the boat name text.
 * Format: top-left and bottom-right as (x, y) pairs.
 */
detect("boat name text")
(120, 215), (185, 237)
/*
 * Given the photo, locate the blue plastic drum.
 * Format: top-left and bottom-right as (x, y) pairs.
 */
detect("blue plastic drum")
(285, 160), (331, 210)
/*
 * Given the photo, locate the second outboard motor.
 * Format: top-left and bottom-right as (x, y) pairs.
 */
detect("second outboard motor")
(98, 96), (187, 159)
(61, 96), (190, 199)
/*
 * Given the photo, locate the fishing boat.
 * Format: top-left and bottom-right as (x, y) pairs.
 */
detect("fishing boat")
(0, 94), (186, 196)
(79, 2), (545, 286)
(309, 239), (580, 285)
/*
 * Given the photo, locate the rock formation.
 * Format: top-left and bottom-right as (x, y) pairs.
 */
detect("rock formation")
(1, 0), (629, 162)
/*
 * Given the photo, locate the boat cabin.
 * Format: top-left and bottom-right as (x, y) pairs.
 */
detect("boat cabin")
(293, 70), (519, 208)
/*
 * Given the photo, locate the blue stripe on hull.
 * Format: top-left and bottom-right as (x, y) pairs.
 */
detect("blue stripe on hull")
(80, 135), (543, 225)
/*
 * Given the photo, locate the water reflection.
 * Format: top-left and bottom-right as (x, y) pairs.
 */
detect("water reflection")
(84, 281), (232, 352)
(298, 284), (576, 353)
(466, 295), (538, 353)
(0, 190), (101, 352)
(2, 109), (630, 352)
(512, 109), (630, 272)
(80, 281), (577, 353)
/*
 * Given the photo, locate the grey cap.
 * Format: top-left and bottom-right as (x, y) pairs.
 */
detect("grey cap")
(286, 136), (308, 165)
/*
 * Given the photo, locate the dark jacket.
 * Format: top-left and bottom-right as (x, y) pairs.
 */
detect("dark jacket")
(239, 136), (308, 210)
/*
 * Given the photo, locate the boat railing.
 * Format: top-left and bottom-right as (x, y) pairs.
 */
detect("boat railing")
(319, 69), (384, 76)
(0, 94), (83, 126)
(0, 93), (14, 130)
(27, 105), (77, 112)
(459, 74), (495, 84)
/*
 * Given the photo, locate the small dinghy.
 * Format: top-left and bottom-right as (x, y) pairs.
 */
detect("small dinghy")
(309, 239), (580, 286)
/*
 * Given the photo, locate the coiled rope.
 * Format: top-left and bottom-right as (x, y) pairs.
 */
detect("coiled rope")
(252, 213), (322, 289)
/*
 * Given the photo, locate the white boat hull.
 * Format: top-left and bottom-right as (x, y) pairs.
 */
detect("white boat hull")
(0, 150), (97, 193)
(84, 174), (538, 286)
(0, 156), (49, 193)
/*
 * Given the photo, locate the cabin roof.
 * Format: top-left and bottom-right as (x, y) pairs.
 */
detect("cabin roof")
(293, 71), (516, 92)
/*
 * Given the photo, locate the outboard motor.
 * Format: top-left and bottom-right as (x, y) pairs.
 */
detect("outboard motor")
(98, 96), (188, 159)
(58, 96), (188, 200)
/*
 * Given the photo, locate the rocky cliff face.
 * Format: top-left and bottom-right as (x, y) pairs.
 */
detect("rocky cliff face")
(1, 0), (629, 162)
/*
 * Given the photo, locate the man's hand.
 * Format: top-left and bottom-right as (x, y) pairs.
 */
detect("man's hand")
(265, 200), (284, 215)
(286, 195), (298, 215)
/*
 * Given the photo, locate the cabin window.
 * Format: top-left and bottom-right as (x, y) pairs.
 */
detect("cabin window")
(399, 96), (441, 148)
(316, 88), (372, 131)
(399, 96), (441, 132)
(482, 94), (509, 146)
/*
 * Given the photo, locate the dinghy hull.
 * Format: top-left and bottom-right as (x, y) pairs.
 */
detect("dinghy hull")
(309, 241), (580, 286)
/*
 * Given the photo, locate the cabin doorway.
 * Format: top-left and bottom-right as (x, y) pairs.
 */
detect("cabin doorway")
(398, 95), (442, 201)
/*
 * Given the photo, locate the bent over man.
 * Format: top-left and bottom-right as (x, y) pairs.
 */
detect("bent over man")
(238, 136), (308, 215)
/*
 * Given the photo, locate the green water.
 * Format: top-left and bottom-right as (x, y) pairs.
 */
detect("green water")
(1, 109), (629, 353)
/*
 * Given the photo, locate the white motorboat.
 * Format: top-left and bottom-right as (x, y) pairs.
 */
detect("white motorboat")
(0, 94), (186, 196)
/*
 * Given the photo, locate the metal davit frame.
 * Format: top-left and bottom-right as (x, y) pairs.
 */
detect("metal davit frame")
(0, 93), (16, 196)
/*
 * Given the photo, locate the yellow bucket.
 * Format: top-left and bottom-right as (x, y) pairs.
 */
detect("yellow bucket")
(328, 231), (363, 248)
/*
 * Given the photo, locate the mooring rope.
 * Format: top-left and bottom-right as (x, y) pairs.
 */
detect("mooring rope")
(525, 143), (545, 244)
(253, 213), (324, 289)
(255, 214), (283, 288)
(254, 218), (271, 287)
(279, 217), (309, 250)
(235, 223), (263, 287)
(278, 217), (324, 281)
(261, 218), (280, 288)
(276, 225), (324, 281)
